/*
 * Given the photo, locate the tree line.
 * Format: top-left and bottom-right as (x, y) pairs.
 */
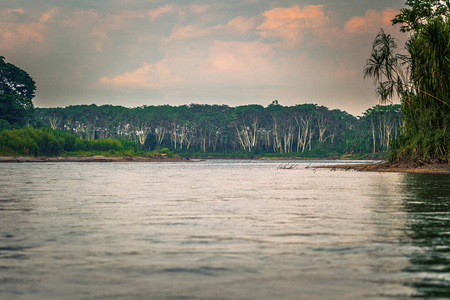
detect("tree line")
(34, 102), (402, 158)
(0, 53), (404, 159)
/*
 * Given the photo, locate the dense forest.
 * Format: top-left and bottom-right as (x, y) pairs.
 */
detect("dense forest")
(1, 51), (405, 159)
(364, 0), (450, 162)
(1, 51), (404, 159)
(33, 103), (402, 158)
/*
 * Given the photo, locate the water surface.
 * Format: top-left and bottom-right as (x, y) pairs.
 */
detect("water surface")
(0, 160), (449, 299)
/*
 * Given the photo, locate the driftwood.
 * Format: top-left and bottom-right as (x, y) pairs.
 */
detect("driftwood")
(277, 163), (298, 170)
(278, 162), (318, 172)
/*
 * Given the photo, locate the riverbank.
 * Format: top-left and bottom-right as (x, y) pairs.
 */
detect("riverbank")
(319, 161), (450, 174)
(0, 155), (191, 163)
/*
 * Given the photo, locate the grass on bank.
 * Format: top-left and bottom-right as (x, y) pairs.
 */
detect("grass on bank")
(0, 126), (386, 160)
(0, 127), (176, 158)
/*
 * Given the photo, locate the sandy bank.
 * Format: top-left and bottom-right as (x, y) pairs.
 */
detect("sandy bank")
(0, 155), (191, 163)
(319, 161), (450, 175)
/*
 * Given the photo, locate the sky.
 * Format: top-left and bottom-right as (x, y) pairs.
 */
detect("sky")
(0, 0), (407, 116)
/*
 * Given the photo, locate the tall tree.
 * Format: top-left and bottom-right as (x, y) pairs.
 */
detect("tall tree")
(364, 0), (450, 162)
(0, 57), (36, 126)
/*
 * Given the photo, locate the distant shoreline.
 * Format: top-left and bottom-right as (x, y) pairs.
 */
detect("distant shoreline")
(0, 155), (382, 163)
(3, 157), (448, 174)
(0, 155), (191, 163)
(318, 161), (450, 175)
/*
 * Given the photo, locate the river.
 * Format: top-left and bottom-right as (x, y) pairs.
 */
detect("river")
(0, 160), (449, 299)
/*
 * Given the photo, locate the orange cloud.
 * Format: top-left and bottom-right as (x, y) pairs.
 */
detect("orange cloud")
(344, 8), (398, 34)
(382, 8), (398, 25)
(257, 5), (328, 46)
(259, 5), (324, 30)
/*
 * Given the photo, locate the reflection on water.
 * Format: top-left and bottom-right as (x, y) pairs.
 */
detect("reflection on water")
(0, 161), (449, 299)
(401, 174), (450, 297)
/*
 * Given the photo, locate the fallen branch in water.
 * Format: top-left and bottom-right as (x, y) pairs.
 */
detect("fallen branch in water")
(278, 163), (298, 170)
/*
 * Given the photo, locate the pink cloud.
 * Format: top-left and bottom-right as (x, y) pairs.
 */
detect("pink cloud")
(39, 7), (58, 23)
(97, 39), (278, 91)
(207, 41), (253, 73)
(227, 16), (257, 34)
(8, 8), (24, 14)
(344, 8), (398, 34)
(98, 61), (179, 89)
(0, 7), (59, 54)
(257, 5), (328, 46)
(382, 8), (398, 25)
(169, 24), (205, 40)
(147, 5), (174, 21)
(6, 8), (24, 19)
(92, 4), (404, 111)
(258, 5), (325, 30)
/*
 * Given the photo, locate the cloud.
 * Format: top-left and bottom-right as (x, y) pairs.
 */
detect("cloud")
(147, 4), (174, 21)
(98, 61), (178, 89)
(257, 5), (328, 46)
(4, 8), (25, 20)
(0, 1), (405, 114)
(39, 7), (58, 23)
(166, 15), (257, 42)
(95, 4), (402, 111)
(207, 40), (274, 78)
(97, 38), (277, 91)
(382, 8), (398, 25)
(258, 5), (325, 29)
(0, 7), (59, 55)
(169, 24), (206, 40)
(227, 16), (257, 34)
(146, 4), (209, 22)
(344, 8), (397, 34)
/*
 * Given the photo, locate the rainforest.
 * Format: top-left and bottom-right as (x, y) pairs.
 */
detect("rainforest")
(0, 102), (400, 159)
(0, 0), (449, 163)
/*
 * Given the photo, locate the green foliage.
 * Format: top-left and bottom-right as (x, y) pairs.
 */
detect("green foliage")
(35, 103), (403, 159)
(392, 0), (450, 33)
(0, 57), (36, 126)
(158, 147), (174, 157)
(365, 0), (450, 162)
(0, 127), (141, 157)
(0, 127), (61, 156)
(0, 94), (34, 126)
(0, 119), (11, 131)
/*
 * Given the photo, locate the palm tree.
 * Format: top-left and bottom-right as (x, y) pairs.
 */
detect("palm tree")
(363, 29), (410, 103)
(364, 0), (450, 162)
